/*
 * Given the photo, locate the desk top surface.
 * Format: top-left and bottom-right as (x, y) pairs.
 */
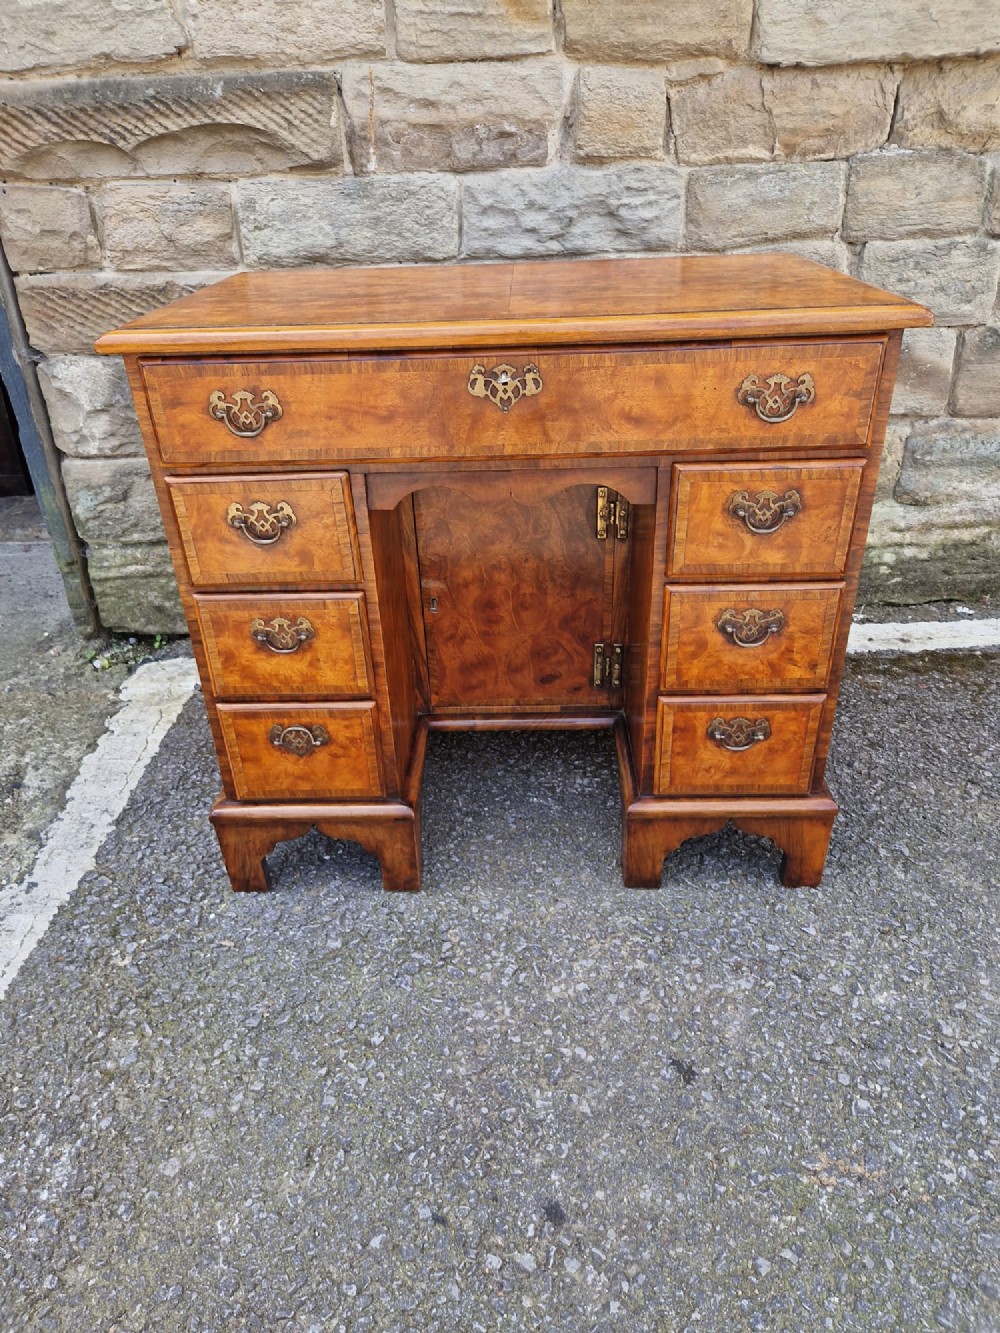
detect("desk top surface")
(97, 253), (932, 357)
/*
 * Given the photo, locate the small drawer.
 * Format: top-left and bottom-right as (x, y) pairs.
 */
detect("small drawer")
(217, 702), (383, 801)
(654, 694), (824, 796)
(668, 459), (863, 579)
(166, 472), (359, 588)
(661, 583), (843, 693)
(195, 592), (372, 701)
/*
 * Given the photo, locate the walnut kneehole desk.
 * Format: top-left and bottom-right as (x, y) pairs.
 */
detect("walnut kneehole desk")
(97, 255), (931, 894)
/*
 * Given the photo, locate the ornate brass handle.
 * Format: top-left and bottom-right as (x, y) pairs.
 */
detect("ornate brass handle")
(208, 389), (283, 437)
(268, 723), (329, 755)
(728, 488), (801, 535)
(716, 607), (785, 648)
(467, 361), (542, 412)
(250, 616), (315, 654)
(707, 716), (771, 751)
(737, 372), (815, 424)
(227, 500), (297, 545)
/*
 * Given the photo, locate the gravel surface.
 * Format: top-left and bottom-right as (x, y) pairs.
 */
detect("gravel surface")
(1, 651), (998, 1331)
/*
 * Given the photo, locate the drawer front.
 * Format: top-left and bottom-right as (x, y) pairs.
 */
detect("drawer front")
(668, 459), (864, 579)
(654, 695), (824, 796)
(195, 592), (372, 701)
(166, 472), (359, 588)
(661, 583), (843, 692)
(217, 702), (383, 801)
(142, 340), (883, 466)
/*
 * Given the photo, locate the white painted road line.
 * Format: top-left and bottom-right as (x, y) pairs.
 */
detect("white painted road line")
(848, 617), (1000, 655)
(0, 657), (198, 1001)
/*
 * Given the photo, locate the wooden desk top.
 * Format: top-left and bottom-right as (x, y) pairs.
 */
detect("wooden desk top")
(96, 254), (932, 357)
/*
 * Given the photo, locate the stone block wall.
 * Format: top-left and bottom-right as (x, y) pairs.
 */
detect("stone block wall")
(1, 0), (998, 631)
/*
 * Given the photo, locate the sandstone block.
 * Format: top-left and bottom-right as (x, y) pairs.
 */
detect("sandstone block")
(858, 239), (1000, 326)
(952, 326), (1000, 417)
(734, 239), (851, 272)
(891, 328), (958, 416)
(763, 65), (896, 160)
(37, 356), (143, 458)
(575, 67), (667, 162)
(563, 0), (753, 61)
(86, 544), (185, 635)
(237, 176), (459, 268)
(756, 0), (1000, 65)
(0, 73), (342, 180)
(462, 164), (684, 259)
(686, 162), (845, 251)
(862, 499), (1000, 603)
(893, 58), (1000, 153)
(988, 162), (1000, 235)
(395, 0), (553, 60)
(101, 183), (237, 271)
(0, 185), (99, 273)
(670, 68), (772, 166)
(895, 418), (1000, 506)
(190, 0), (384, 60)
(1, 0), (185, 73)
(340, 60), (566, 174)
(62, 456), (162, 545)
(844, 150), (988, 241)
(874, 419), (909, 503)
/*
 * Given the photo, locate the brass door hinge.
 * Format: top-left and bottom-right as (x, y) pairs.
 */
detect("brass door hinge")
(592, 642), (624, 690)
(596, 486), (628, 540)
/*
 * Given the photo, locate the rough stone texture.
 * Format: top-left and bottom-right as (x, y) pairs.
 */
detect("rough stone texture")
(575, 66), (667, 163)
(874, 418), (909, 502)
(0, 0), (186, 73)
(893, 58), (1000, 153)
(764, 65), (897, 160)
(858, 238), (1000, 326)
(61, 456), (162, 547)
(0, 185), (99, 273)
(734, 239), (851, 272)
(101, 183), (237, 272)
(686, 162), (845, 251)
(237, 176), (459, 268)
(756, 0), (1000, 66)
(891, 328), (958, 416)
(987, 161), (1000, 235)
(37, 356), (144, 458)
(562, 0), (753, 61)
(394, 0), (553, 60)
(896, 417), (1000, 507)
(189, 0), (384, 61)
(843, 150), (987, 241)
(952, 326), (1000, 417)
(340, 59), (566, 174)
(670, 68), (773, 165)
(864, 498), (1000, 601)
(85, 543), (185, 633)
(462, 164), (684, 259)
(0, 73), (343, 181)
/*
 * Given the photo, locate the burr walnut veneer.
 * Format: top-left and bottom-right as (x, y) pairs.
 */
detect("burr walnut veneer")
(97, 255), (931, 893)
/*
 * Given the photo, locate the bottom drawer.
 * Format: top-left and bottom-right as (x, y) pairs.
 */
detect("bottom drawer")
(217, 702), (384, 801)
(654, 695), (824, 796)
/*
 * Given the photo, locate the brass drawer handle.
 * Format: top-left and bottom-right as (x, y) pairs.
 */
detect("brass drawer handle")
(707, 716), (771, 751)
(250, 615), (315, 654)
(728, 487), (801, 535)
(268, 723), (329, 755)
(208, 388), (283, 437)
(716, 607), (785, 648)
(468, 361), (542, 412)
(737, 372), (815, 424)
(227, 500), (297, 545)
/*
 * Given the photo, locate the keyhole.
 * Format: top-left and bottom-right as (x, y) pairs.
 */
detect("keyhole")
(429, 596), (439, 614)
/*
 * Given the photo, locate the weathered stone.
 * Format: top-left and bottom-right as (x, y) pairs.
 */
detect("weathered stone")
(893, 58), (1000, 153)
(101, 184), (237, 271)
(763, 65), (897, 160)
(0, 0), (185, 73)
(735, 239), (851, 272)
(671, 68), (772, 165)
(61, 457), (161, 545)
(844, 150), (988, 242)
(394, 0), (553, 60)
(987, 161), (1000, 235)
(0, 185), (99, 273)
(891, 328), (958, 416)
(15, 272), (224, 356)
(237, 176), (459, 268)
(575, 67), (667, 162)
(37, 356), (143, 458)
(756, 0), (1000, 65)
(189, 0), (384, 60)
(563, 0), (753, 61)
(86, 544), (185, 635)
(896, 418), (1000, 506)
(664, 58), (727, 83)
(952, 326), (1000, 417)
(340, 59), (566, 174)
(874, 419), (909, 502)
(858, 239), (1000, 326)
(462, 164), (684, 259)
(686, 162), (845, 251)
(0, 73), (342, 180)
